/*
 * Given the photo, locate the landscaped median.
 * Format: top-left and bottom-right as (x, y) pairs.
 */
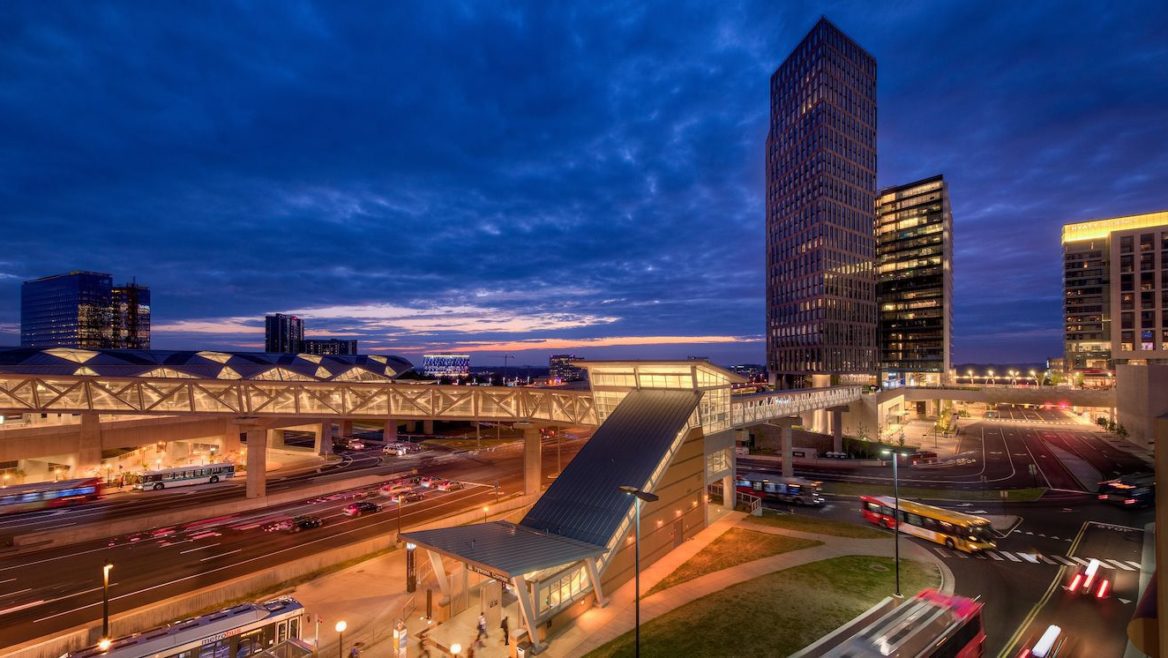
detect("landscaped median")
(585, 555), (940, 658)
(820, 480), (1048, 502)
(744, 511), (889, 538)
(648, 528), (822, 595)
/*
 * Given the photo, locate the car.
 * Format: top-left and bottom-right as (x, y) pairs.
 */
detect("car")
(418, 476), (439, 488)
(289, 515), (324, 532)
(1018, 624), (1065, 658)
(379, 483), (413, 497)
(1066, 558), (1112, 599)
(392, 491), (423, 504)
(909, 450), (938, 465)
(262, 518), (293, 533)
(435, 480), (464, 491)
(343, 501), (381, 517)
(346, 439), (366, 450)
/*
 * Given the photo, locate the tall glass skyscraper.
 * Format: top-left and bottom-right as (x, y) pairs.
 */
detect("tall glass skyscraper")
(21, 272), (150, 349)
(876, 175), (952, 386)
(264, 313), (304, 353)
(766, 18), (877, 388)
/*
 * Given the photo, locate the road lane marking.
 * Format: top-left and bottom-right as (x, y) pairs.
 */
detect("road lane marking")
(1001, 552), (1021, 562)
(200, 548), (242, 562)
(987, 551), (1003, 560)
(179, 543), (220, 554)
(996, 565), (1066, 658)
(0, 577), (15, 584)
(1103, 560), (1134, 571)
(1050, 556), (1075, 566)
(1018, 553), (1040, 564)
(1069, 557), (1092, 567)
(1125, 561), (1142, 570)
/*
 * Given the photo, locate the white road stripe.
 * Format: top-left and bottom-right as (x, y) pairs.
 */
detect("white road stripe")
(1070, 557), (1093, 567)
(1125, 561), (1143, 570)
(200, 548), (242, 563)
(1001, 552), (1022, 562)
(1051, 556), (1076, 566)
(1104, 560), (1134, 571)
(1039, 556), (1057, 565)
(179, 543), (220, 554)
(954, 550), (969, 559)
(986, 551), (1004, 560)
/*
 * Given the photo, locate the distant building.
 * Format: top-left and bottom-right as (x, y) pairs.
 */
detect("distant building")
(265, 314), (304, 353)
(302, 338), (358, 356)
(766, 18), (878, 388)
(1062, 210), (1168, 385)
(422, 353), (470, 378)
(21, 271), (150, 349)
(549, 354), (584, 382)
(728, 364), (766, 380)
(876, 175), (953, 387)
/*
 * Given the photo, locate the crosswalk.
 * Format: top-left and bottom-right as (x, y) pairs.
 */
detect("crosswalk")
(928, 546), (1142, 570)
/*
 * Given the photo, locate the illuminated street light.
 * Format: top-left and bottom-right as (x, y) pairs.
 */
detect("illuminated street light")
(879, 450), (903, 597)
(620, 485), (659, 658)
(335, 620), (347, 658)
(451, 643), (462, 656)
(102, 561), (113, 642)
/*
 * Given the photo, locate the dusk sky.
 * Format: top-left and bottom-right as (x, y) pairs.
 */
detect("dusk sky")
(1, 1), (1165, 367)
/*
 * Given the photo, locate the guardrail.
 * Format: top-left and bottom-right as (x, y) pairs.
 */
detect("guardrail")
(731, 386), (862, 426)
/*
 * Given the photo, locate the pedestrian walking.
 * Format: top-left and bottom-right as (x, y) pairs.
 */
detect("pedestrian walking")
(475, 613), (488, 646)
(500, 616), (509, 645)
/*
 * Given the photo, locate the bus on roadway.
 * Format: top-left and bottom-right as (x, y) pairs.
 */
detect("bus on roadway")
(0, 477), (102, 516)
(822, 589), (985, 658)
(134, 463), (236, 491)
(860, 495), (996, 553)
(735, 473), (825, 506)
(67, 597), (309, 658)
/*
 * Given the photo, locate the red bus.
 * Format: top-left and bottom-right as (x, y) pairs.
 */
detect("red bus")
(822, 589), (985, 657)
(0, 477), (103, 516)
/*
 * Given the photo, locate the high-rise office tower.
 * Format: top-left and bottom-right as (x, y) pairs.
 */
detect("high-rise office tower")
(876, 175), (952, 387)
(302, 338), (358, 356)
(21, 271), (150, 349)
(1062, 210), (1168, 387)
(549, 354), (584, 382)
(264, 313), (304, 353)
(112, 283), (151, 350)
(766, 18), (878, 388)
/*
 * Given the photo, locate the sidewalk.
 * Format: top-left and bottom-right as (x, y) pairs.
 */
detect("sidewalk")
(1045, 443), (1101, 491)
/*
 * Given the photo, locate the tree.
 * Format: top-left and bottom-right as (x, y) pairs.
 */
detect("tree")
(1116, 424), (1128, 438)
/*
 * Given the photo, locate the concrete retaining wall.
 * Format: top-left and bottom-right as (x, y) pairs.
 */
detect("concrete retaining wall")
(8, 471), (412, 551)
(2, 492), (536, 658)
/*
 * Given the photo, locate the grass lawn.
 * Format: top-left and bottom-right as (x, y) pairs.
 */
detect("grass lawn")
(647, 528), (821, 595)
(821, 481), (1047, 502)
(745, 512), (889, 539)
(585, 556), (940, 658)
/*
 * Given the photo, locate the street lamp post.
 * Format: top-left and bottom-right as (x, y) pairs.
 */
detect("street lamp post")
(880, 450), (902, 597)
(619, 485), (659, 658)
(102, 561), (113, 642)
(334, 621), (346, 658)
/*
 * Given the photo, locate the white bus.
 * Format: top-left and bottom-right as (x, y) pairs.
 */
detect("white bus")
(67, 597), (309, 658)
(134, 463), (237, 491)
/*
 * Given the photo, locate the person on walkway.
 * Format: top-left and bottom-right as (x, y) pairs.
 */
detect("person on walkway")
(475, 613), (488, 646)
(348, 645), (360, 658)
(500, 616), (509, 645)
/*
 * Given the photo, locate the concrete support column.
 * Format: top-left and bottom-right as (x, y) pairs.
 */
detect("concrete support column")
(828, 406), (847, 453)
(77, 412), (103, 477)
(314, 421), (333, 456)
(722, 474), (733, 508)
(406, 420), (417, 433)
(516, 422), (541, 496)
(423, 419), (434, 435)
(266, 429), (285, 450)
(767, 417), (799, 479)
(245, 427), (268, 499)
(384, 419), (398, 442)
(221, 421), (243, 457)
(340, 419), (353, 438)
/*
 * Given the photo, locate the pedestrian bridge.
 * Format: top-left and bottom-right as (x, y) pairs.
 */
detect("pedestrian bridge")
(879, 385), (1115, 409)
(0, 349), (860, 429)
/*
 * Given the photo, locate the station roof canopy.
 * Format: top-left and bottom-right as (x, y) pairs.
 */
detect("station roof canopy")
(402, 521), (604, 579)
(0, 347), (413, 382)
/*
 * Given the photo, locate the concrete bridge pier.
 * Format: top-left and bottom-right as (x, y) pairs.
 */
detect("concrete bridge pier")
(828, 406), (848, 453)
(423, 419), (435, 435)
(515, 421), (541, 496)
(767, 417), (799, 478)
(240, 423), (268, 498)
(77, 412), (103, 476)
(384, 419), (398, 442)
(314, 421), (333, 456)
(340, 419), (353, 437)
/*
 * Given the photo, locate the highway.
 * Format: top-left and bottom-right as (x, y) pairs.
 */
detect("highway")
(0, 436), (585, 649)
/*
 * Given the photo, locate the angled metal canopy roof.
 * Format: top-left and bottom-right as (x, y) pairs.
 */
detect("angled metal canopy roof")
(0, 348), (412, 382)
(520, 388), (700, 547)
(402, 521), (604, 579)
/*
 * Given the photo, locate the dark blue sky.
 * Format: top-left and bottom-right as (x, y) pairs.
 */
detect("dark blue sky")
(1, 2), (1165, 366)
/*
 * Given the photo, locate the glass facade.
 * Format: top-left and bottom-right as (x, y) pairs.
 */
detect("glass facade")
(766, 18), (878, 388)
(301, 338), (358, 355)
(876, 175), (952, 386)
(264, 314), (304, 353)
(548, 354), (585, 382)
(21, 272), (149, 349)
(421, 353), (470, 378)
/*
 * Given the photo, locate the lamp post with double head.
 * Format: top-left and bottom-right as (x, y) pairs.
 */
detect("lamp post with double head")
(880, 450), (902, 597)
(619, 485), (659, 658)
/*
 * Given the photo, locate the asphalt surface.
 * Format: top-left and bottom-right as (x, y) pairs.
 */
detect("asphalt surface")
(0, 436), (585, 650)
(757, 414), (1154, 658)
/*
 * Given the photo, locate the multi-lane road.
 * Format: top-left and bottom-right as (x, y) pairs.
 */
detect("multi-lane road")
(0, 436), (584, 649)
(752, 415), (1153, 657)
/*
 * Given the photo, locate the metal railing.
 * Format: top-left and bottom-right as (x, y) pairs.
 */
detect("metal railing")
(730, 386), (862, 427)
